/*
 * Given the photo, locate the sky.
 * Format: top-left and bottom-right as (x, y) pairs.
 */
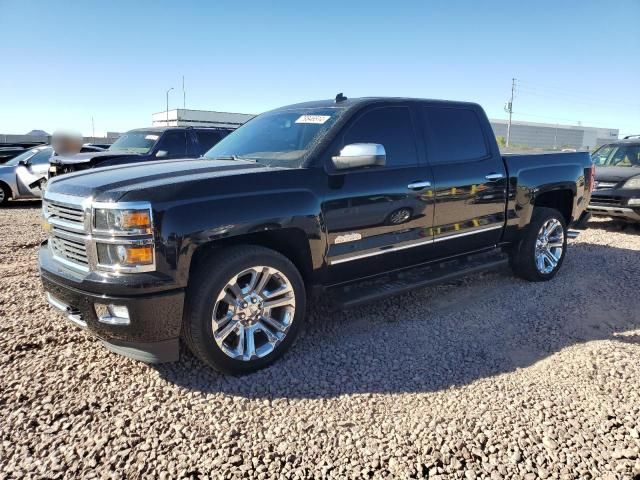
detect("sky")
(1, 0), (639, 137)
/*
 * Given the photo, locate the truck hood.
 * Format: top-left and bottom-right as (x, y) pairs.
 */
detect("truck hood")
(51, 150), (140, 165)
(594, 166), (640, 183)
(45, 158), (269, 201)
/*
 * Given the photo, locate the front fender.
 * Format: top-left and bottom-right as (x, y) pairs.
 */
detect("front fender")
(158, 189), (326, 287)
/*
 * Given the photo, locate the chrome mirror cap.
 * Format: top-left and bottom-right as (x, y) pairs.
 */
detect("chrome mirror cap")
(332, 143), (386, 170)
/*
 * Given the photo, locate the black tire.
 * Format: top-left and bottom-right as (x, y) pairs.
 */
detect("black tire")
(0, 183), (10, 206)
(510, 207), (567, 282)
(183, 245), (306, 375)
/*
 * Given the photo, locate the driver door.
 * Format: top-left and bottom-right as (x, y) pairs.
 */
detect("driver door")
(323, 104), (436, 283)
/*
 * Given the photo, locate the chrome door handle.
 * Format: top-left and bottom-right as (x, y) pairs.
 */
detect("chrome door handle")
(408, 181), (432, 190)
(485, 173), (504, 181)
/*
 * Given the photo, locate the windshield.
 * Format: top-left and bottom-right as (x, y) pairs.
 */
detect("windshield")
(108, 131), (160, 154)
(592, 144), (640, 167)
(4, 148), (38, 166)
(203, 108), (345, 167)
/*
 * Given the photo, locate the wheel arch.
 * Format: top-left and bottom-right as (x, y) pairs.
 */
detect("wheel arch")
(188, 227), (315, 287)
(532, 187), (574, 225)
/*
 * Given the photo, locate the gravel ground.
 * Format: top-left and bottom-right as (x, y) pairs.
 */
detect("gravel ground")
(1, 201), (639, 480)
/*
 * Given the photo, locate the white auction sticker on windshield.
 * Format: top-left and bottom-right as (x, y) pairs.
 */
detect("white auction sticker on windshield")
(295, 115), (331, 124)
(145, 134), (160, 140)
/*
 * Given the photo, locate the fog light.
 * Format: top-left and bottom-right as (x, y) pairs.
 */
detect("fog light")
(95, 303), (130, 325)
(628, 198), (640, 206)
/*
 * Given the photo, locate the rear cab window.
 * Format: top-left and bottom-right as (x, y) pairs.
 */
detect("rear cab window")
(195, 130), (224, 155)
(422, 106), (489, 164)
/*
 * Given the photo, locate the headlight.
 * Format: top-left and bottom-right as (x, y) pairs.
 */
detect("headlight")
(93, 205), (153, 234)
(622, 176), (640, 189)
(96, 242), (155, 271)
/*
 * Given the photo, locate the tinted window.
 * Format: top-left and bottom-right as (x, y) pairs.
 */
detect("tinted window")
(196, 130), (222, 153)
(343, 106), (417, 167)
(157, 131), (187, 156)
(423, 107), (488, 163)
(30, 148), (54, 165)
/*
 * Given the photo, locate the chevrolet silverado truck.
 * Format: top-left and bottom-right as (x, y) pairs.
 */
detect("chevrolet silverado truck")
(588, 135), (640, 223)
(48, 126), (234, 177)
(39, 96), (593, 374)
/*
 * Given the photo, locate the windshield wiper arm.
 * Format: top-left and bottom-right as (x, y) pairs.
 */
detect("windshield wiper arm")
(212, 155), (261, 164)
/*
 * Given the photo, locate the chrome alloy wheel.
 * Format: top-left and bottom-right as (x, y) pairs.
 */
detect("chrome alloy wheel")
(211, 266), (296, 361)
(0, 188), (5, 203)
(389, 208), (411, 225)
(534, 218), (565, 274)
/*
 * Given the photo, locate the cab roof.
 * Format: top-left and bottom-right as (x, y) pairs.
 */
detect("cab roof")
(272, 97), (482, 112)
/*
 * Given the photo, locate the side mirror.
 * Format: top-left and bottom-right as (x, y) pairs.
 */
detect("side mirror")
(156, 150), (168, 158)
(331, 143), (386, 170)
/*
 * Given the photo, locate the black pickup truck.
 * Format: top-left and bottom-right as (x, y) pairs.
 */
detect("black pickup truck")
(39, 96), (593, 374)
(48, 126), (233, 177)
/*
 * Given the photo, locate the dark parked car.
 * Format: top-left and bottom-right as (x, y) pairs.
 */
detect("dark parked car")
(588, 135), (640, 223)
(40, 96), (592, 374)
(48, 126), (234, 177)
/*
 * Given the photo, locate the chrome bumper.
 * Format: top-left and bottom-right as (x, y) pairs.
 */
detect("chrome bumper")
(46, 292), (87, 328)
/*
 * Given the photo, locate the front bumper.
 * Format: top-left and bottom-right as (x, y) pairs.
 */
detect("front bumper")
(587, 205), (640, 222)
(40, 243), (185, 363)
(588, 188), (640, 222)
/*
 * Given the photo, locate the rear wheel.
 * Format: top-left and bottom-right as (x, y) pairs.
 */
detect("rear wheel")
(183, 245), (305, 374)
(510, 207), (567, 282)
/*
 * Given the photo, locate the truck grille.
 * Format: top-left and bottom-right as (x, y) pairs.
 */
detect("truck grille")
(43, 195), (89, 271)
(49, 233), (89, 268)
(44, 200), (85, 229)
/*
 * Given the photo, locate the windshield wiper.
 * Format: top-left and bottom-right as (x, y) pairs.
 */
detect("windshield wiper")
(211, 155), (263, 164)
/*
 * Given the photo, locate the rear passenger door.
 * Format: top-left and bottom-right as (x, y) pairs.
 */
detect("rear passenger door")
(420, 104), (507, 257)
(323, 104), (436, 282)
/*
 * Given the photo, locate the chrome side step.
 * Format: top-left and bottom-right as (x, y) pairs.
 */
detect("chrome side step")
(326, 250), (509, 310)
(567, 230), (580, 239)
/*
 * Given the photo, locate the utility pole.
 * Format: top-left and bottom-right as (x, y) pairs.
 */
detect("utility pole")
(91, 116), (95, 142)
(166, 87), (174, 126)
(182, 76), (186, 109)
(504, 78), (516, 147)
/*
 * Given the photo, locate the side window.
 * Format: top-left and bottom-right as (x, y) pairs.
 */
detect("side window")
(30, 149), (53, 165)
(157, 131), (187, 156)
(343, 106), (418, 168)
(195, 130), (222, 154)
(423, 107), (488, 164)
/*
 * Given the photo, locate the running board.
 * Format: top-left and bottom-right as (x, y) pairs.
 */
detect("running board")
(567, 230), (580, 239)
(326, 250), (509, 310)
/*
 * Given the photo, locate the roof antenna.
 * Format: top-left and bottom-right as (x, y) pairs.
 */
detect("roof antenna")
(335, 92), (347, 103)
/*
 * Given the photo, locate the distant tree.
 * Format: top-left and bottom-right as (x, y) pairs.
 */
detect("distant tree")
(496, 135), (506, 148)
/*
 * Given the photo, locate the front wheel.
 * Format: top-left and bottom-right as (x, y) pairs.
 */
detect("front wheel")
(183, 245), (306, 374)
(0, 183), (10, 206)
(510, 207), (567, 282)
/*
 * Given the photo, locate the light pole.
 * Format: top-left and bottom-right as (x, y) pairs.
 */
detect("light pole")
(166, 87), (174, 126)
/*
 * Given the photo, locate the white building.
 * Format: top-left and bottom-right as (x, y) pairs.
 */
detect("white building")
(490, 119), (618, 150)
(152, 109), (255, 129)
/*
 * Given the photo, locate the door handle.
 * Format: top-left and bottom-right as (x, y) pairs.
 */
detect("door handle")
(485, 173), (504, 181)
(407, 181), (432, 190)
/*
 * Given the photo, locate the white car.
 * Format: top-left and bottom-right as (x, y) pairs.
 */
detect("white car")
(0, 146), (53, 205)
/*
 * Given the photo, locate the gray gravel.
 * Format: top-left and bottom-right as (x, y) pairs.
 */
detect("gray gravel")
(1, 201), (639, 479)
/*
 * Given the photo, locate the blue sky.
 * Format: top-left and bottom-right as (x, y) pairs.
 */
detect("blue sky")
(1, 0), (639, 136)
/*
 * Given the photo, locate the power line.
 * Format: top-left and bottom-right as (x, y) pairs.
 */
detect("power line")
(515, 80), (640, 108)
